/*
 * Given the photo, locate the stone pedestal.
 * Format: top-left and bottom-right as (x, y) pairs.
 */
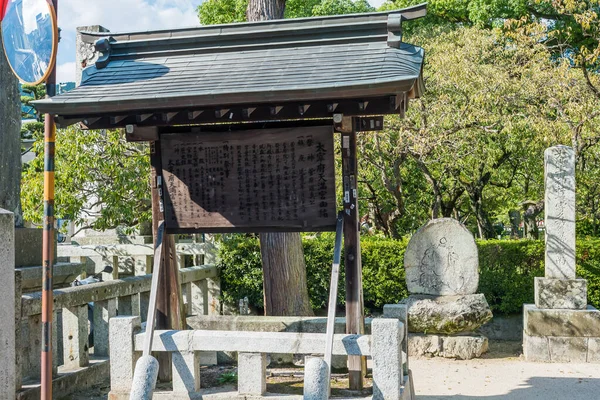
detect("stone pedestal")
(402, 294), (492, 334)
(400, 218), (492, 359)
(523, 304), (600, 363)
(524, 146), (599, 363)
(408, 333), (488, 360)
(535, 277), (587, 310)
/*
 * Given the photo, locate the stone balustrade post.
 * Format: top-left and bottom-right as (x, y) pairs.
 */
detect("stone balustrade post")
(171, 331), (201, 393)
(207, 276), (221, 315)
(383, 304), (409, 374)
(109, 316), (140, 393)
(62, 305), (90, 369)
(372, 318), (405, 400)
(93, 298), (117, 357)
(237, 352), (266, 395)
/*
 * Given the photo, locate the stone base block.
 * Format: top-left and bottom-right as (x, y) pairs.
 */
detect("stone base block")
(523, 331), (600, 363)
(15, 228), (56, 267)
(523, 304), (600, 337)
(535, 277), (587, 310)
(402, 294), (493, 334)
(523, 304), (600, 363)
(408, 333), (488, 360)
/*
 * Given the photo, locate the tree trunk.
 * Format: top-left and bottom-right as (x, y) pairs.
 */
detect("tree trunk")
(522, 200), (543, 240)
(247, 0), (286, 20)
(0, 33), (23, 226)
(260, 232), (313, 316)
(247, 0), (313, 317)
(467, 189), (496, 239)
(508, 210), (521, 239)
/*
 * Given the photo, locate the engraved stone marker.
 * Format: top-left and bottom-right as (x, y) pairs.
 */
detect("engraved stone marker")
(160, 125), (336, 233)
(544, 146), (576, 279)
(404, 218), (479, 296)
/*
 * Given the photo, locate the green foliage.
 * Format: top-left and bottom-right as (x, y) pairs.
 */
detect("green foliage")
(311, 0), (375, 16)
(218, 235), (600, 315)
(198, 0), (247, 24)
(21, 126), (151, 233)
(576, 240), (600, 310)
(217, 372), (238, 385)
(477, 240), (544, 314)
(198, 0), (376, 25)
(218, 235), (265, 308)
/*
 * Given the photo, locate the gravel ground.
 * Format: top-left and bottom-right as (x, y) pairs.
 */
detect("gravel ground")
(61, 341), (600, 399)
(411, 341), (600, 399)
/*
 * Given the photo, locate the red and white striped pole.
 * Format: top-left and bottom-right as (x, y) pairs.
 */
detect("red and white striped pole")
(41, 0), (58, 399)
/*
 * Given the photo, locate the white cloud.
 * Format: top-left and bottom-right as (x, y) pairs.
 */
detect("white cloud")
(56, 61), (76, 83)
(58, 0), (200, 34)
(55, 0), (202, 81)
(369, 0), (386, 8)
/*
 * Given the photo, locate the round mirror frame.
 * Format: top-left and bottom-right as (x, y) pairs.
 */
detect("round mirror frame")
(2, 0), (58, 85)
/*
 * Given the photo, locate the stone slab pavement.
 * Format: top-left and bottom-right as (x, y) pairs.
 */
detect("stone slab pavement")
(411, 352), (600, 399)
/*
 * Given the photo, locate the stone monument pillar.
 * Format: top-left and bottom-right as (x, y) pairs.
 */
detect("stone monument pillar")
(523, 145), (600, 362)
(0, 209), (15, 398)
(393, 218), (493, 359)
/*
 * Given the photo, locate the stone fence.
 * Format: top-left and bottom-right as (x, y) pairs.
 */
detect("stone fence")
(13, 263), (220, 400)
(108, 316), (410, 400)
(57, 240), (217, 278)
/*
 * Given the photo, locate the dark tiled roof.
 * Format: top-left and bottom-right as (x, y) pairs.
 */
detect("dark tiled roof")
(34, 4), (426, 120)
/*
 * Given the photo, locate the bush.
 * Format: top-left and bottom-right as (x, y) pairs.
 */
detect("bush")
(217, 235), (600, 315)
(477, 240), (544, 314)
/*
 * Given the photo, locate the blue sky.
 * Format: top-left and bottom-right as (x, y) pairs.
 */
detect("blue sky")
(55, 0), (387, 82)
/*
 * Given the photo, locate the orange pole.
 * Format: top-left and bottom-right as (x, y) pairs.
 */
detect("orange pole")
(41, 1), (58, 398)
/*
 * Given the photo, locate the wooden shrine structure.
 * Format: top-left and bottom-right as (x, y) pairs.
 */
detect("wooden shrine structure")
(34, 4), (426, 389)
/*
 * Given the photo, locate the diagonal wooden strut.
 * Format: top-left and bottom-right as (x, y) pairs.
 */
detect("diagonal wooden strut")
(324, 212), (345, 385)
(143, 221), (165, 357)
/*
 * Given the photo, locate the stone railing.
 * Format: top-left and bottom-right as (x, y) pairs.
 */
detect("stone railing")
(58, 240), (216, 278)
(14, 264), (220, 400)
(108, 316), (410, 400)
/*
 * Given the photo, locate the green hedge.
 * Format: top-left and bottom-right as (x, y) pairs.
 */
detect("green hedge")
(217, 235), (600, 315)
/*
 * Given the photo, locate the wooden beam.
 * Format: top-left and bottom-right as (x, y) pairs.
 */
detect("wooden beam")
(242, 107), (256, 118)
(339, 119), (365, 390)
(125, 125), (159, 142)
(136, 113), (154, 123)
(77, 97), (404, 130)
(355, 116), (384, 132)
(109, 115), (128, 125)
(188, 110), (203, 120)
(161, 112), (179, 123)
(215, 109), (230, 118)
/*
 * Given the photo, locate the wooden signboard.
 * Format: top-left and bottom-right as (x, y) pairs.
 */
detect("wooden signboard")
(160, 125), (337, 233)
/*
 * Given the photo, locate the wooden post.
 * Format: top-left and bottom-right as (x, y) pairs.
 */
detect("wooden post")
(338, 117), (365, 389)
(150, 137), (185, 381)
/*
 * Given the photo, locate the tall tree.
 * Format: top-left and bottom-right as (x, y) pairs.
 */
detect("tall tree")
(245, 0), (313, 316)
(0, 34), (22, 226)
(247, 0), (286, 20)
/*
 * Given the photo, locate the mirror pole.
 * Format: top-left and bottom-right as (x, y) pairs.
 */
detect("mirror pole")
(41, 1), (58, 399)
